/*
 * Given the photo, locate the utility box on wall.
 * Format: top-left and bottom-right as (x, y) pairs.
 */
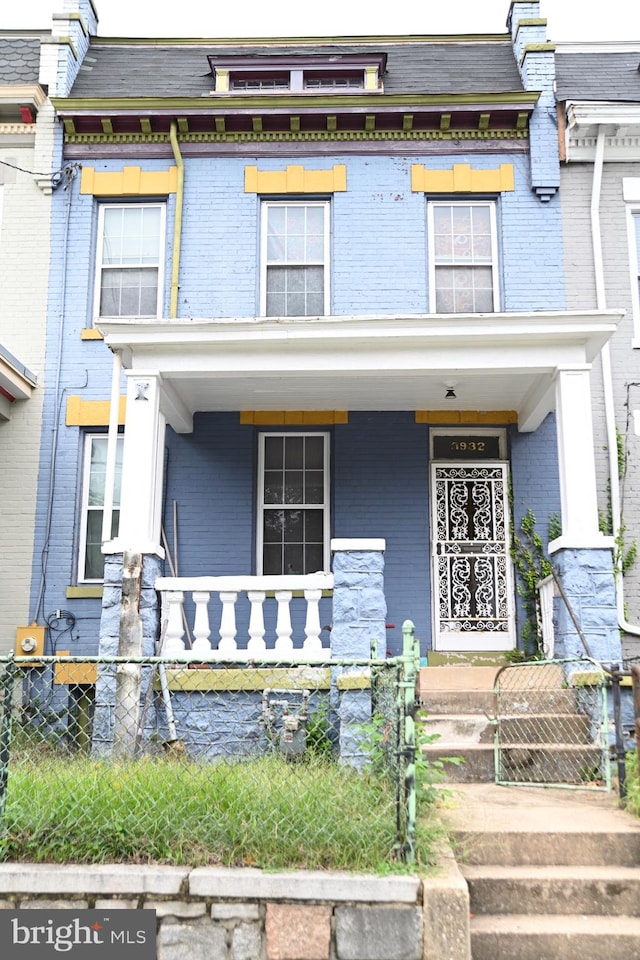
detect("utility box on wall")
(15, 625), (46, 662)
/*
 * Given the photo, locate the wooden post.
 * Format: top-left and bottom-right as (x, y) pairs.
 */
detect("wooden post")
(113, 551), (143, 758)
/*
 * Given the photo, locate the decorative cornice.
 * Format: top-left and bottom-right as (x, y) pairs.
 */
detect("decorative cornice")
(64, 128), (530, 145)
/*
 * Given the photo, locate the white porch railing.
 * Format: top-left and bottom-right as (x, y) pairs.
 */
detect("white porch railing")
(155, 574), (334, 661)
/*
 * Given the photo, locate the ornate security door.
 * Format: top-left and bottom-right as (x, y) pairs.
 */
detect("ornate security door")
(431, 462), (515, 651)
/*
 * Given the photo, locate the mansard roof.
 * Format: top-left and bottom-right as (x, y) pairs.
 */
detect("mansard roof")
(0, 36), (42, 85)
(556, 47), (640, 104)
(69, 36), (524, 99)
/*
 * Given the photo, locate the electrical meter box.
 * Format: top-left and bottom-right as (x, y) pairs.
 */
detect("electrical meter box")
(15, 625), (46, 663)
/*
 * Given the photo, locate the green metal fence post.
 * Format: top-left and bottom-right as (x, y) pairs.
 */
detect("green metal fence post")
(401, 619), (417, 863)
(0, 656), (17, 822)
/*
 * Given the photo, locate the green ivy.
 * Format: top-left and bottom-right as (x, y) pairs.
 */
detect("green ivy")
(510, 508), (556, 660)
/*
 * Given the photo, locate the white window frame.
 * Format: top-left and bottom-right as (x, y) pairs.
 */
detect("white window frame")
(626, 204), (640, 347)
(93, 202), (165, 321)
(78, 433), (124, 582)
(427, 199), (500, 314)
(256, 431), (331, 575)
(260, 200), (330, 317)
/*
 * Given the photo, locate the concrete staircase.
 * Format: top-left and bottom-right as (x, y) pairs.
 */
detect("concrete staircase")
(418, 664), (605, 785)
(445, 782), (640, 960)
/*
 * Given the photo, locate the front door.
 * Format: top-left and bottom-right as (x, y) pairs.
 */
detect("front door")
(431, 457), (515, 651)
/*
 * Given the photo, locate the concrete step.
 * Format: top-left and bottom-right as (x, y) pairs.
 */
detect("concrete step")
(469, 913), (640, 960)
(463, 864), (640, 916)
(421, 687), (580, 715)
(451, 829), (640, 867)
(423, 742), (603, 784)
(423, 713), (590, 745)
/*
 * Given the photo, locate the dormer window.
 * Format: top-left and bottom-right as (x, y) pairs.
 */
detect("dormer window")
(304, 72), (364, 91)
(208, 53), (386, 95)
(230, 73), (290, 92)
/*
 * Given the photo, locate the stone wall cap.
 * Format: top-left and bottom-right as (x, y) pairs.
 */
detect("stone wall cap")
(0, 864), (189, 895)
(189, 868), (419, 902)
(331, 538), (386, 552)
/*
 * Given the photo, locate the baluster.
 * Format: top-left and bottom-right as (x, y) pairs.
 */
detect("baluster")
(302, 588), (323, 656)
(163, 591), (185, 655)
(274, 590), (293, 654)
(218, 591), (238, 656)
(247, 590), (267, 656)
(192, 591), (212, 656)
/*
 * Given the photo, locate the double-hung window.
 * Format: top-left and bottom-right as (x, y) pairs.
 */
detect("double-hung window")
(95, 203), (165, 318)
(261, 201), (329, 316)
(428, 201), (499, 313)
(79, 434), (123, 582)
(629, 209), (640, 343)
(257, 433), (330, 575)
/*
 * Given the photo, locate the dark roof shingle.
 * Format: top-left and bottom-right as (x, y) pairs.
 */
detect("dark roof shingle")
(556, 50), (640, 103)
(69, 39), (524, 98)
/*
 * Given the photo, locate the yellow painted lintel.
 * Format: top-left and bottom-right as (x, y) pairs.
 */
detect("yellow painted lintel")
(80, 165), (178, 196)
(66, 394), (126, 426)
(244, 164), (347, 194)
(80, 328), (104, 340)
(240, 410), (348, 426)
(411, 162), (515, 194)
(66, 586), (104, 599)
(159, 667), (332, 692)
(415, 410), (518, 425)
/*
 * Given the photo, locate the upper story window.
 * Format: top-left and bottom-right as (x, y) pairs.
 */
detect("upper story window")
(231, 73), (290, 92)
(79, 434), (123, 582)
(427, 201), (500, 314)
(208, 53), (385, 96)
(95, 203), (165, 319)
(261, 201), (330, 317)
(628, 208), (640, 344)
(303, 72), (364, 91)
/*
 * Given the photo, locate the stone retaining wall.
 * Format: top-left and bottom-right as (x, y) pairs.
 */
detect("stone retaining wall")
(0, 859), (470, 960)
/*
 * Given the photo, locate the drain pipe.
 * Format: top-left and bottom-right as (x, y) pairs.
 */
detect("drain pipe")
(590, 123), (640, 639)
(168, 121), (184, 319)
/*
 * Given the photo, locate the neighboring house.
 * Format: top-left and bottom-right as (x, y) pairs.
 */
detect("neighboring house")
(556, 41), (640, 662)
(0, 27), (56, 654)
(25, 0), (623, 692)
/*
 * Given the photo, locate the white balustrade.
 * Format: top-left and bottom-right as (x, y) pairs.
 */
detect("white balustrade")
(155, 574), (334, 661)
(536, 575), (555, 659)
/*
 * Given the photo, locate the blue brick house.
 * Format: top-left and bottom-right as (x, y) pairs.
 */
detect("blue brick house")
(28, 0), (624, 693)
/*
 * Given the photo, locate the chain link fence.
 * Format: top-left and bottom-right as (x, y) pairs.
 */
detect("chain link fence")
(0, 647), (419, 869)
(494, 658), (610, 790)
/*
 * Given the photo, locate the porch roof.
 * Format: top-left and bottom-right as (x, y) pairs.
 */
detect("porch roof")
(97, 309), (622, 435)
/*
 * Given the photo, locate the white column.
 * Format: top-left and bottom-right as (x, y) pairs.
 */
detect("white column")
(106, 370), (166, 557)
(550, 367), (613, 551)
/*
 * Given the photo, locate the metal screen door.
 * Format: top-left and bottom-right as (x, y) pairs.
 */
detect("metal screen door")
(431, 462), (515, 651)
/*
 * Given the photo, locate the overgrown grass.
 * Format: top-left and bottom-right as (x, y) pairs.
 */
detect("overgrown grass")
(624, 751), (640, 818)
(0, 751), (443, 871)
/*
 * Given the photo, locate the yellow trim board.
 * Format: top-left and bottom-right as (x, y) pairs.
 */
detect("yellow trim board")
(244, 164), (347, 194)
(241, 411), (348, 425)
(415, 410), (518, 425)
(159, 667), (332, 692)
(411, 162), (515, 193)
(80, 328), (104, 340)
(80, 165), (178, 196)
(66, 395), (126, 426)
(54, 653), (98, 685)
(66, 586), (104, 599)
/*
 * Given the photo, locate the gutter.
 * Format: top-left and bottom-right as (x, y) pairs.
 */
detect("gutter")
(589, 124), (640, 639)
(169, 121), (184, 319)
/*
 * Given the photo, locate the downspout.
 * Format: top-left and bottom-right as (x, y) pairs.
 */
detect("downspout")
(590, 124), (640, 638)
(169, 121), (184, 318)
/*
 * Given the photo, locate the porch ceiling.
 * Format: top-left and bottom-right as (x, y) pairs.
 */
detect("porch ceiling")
(97, 310), (622, 434)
